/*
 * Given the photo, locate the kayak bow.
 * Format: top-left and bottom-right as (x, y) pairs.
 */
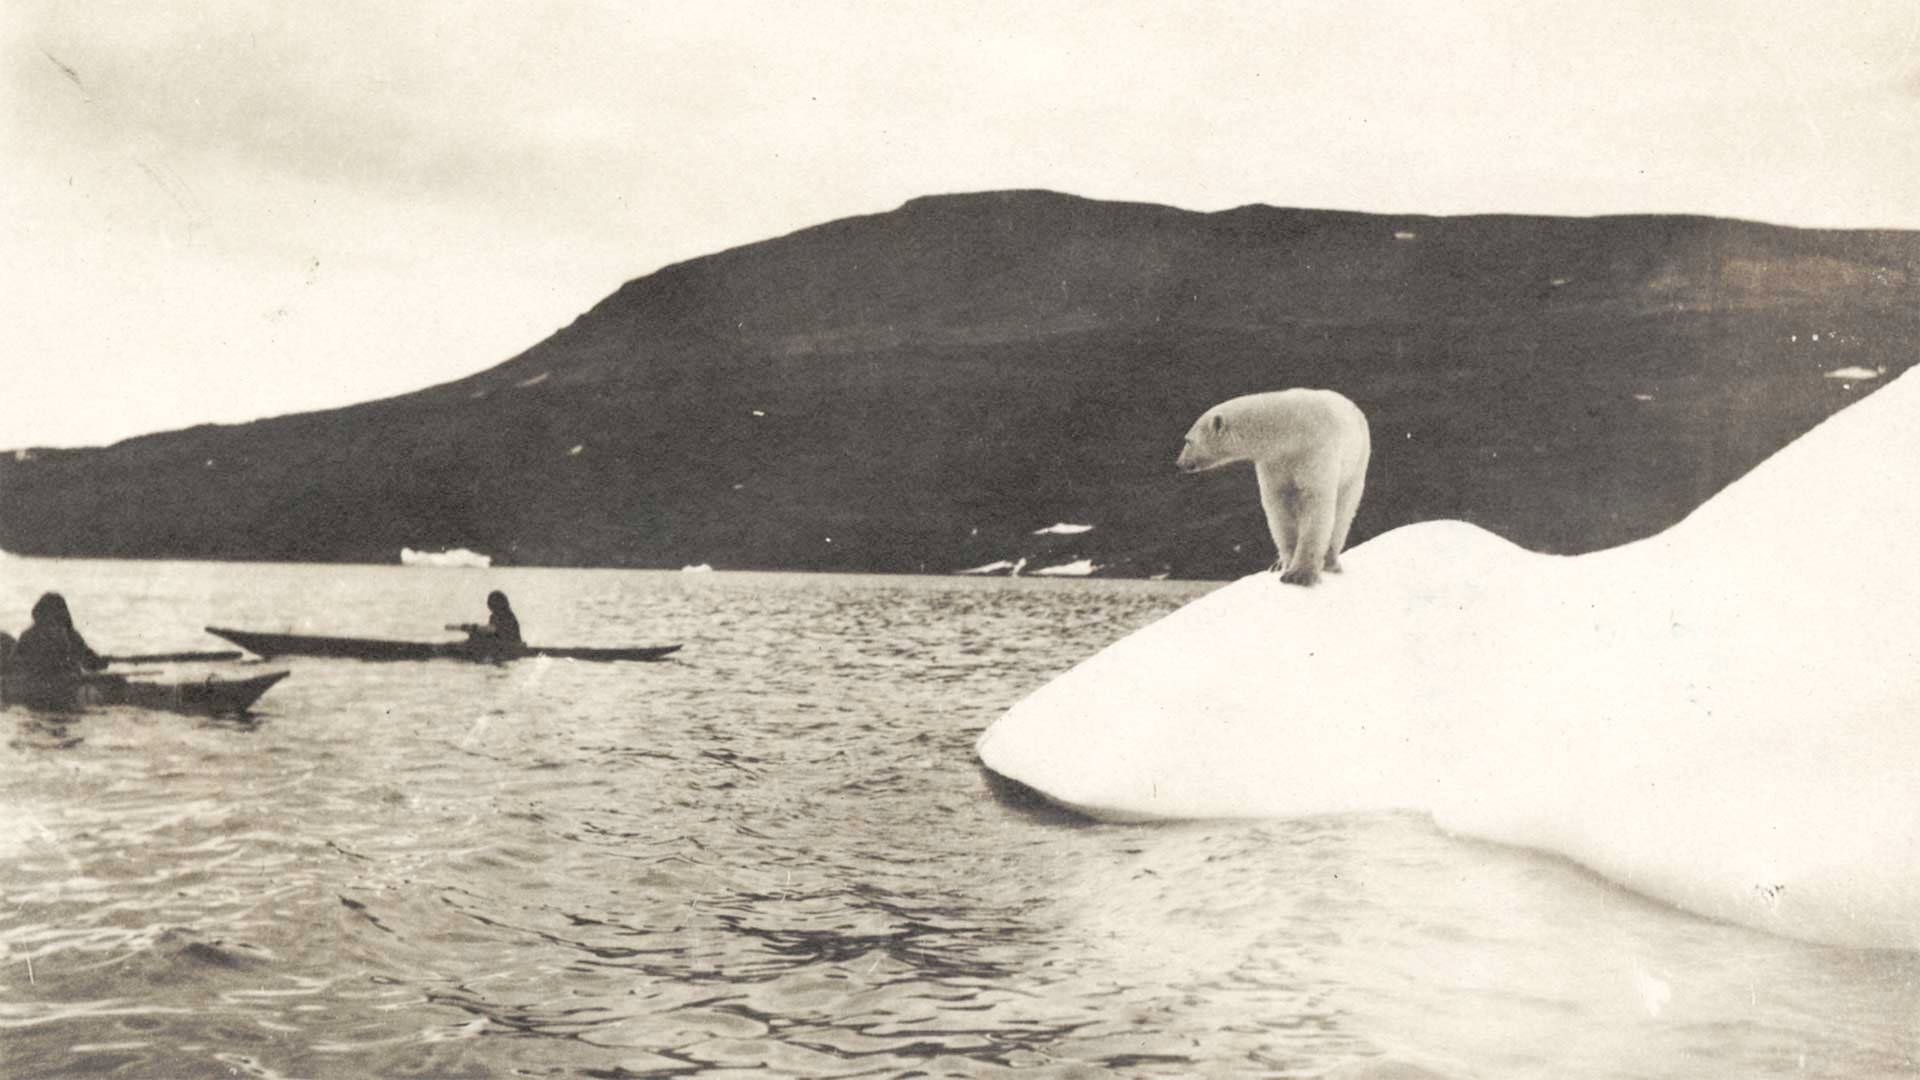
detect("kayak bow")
(1, 670), (289, 715)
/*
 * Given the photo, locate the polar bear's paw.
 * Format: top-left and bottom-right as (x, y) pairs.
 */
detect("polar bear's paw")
(1279, 562), (1322, 587)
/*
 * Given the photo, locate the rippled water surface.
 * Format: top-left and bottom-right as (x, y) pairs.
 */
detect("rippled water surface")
(2, 559), (1916, 1079)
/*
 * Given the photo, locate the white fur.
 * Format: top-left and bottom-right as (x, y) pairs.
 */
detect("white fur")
(1177, 389), (1371, 585)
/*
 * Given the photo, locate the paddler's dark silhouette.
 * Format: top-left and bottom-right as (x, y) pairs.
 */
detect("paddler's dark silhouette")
(455, 591), (524, 655)
(7, 593), (107, 677)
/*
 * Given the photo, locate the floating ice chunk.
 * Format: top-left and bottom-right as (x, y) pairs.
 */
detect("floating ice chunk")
(1825, 366), (1879, 380)
(1633, 970), (1673, 1018)
(400, 547), (492, 568)
(1032, 523), (1094, 536)
(516, 371), (550, 388)
(568, 444), (585, 456)
(980, 365), (1920, 950)
(1394, 230), (1417, 241)
(1032, 559), (1098, 577)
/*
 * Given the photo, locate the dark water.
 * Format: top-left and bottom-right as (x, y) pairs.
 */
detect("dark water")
(1, 558), (1916, 1079)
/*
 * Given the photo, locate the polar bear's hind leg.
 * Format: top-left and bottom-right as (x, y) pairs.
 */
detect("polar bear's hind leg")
(1325, 471), (1365, 573)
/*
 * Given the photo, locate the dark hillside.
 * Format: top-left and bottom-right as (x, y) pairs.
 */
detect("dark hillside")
(3, 191), (1915, 577)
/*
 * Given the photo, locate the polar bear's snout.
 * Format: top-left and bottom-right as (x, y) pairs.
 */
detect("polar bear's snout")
(1175, 436), (1223, 473)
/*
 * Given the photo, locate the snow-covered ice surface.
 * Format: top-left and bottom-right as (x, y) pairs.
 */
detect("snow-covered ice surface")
(399, 546), (492, 568)
(979, 367), (1920, 950)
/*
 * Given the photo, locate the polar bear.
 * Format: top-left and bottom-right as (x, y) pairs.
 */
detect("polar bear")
(1176, 389), (1371, 586)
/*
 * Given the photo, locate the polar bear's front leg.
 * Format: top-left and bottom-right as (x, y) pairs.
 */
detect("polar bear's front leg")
(1268, 463), (1338, 587)
(1254, 462), (1299, 575)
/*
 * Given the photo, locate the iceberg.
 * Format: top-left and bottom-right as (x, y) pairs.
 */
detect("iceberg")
(399, 547), (492, 568)
(978, 369), (1920, 950)
(1032, 522), (1094, 536)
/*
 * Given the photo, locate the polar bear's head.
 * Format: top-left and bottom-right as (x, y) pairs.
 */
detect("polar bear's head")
(1176, 408), (1241, 472)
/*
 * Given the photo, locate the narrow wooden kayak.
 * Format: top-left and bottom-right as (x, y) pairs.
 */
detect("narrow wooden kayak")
(1, 670), (290, 715)
(205, 627), (681, 663)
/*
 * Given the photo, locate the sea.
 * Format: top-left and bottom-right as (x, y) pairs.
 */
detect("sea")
(1, 558), (1915, 1079)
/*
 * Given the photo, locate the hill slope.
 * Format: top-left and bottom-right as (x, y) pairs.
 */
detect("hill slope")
(4, 190), (1916, 577)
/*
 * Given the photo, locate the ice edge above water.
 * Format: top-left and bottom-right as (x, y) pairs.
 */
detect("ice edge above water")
(979, 368), (1920, 951)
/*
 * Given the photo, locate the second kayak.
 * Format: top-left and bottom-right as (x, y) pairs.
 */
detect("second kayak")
(206, 627), (681, 664)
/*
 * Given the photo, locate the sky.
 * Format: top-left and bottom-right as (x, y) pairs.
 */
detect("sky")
(3, 1), (1918, 449)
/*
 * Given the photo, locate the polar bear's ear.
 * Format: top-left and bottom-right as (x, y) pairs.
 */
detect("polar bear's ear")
(1210, 413), (1226, 435)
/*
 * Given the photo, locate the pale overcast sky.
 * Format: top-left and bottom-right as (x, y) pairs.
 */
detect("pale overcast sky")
(4, 1), (1917, 448)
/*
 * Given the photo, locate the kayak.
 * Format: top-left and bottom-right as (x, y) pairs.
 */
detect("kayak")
(1, 669), (290, 715)
(205, 627), (682, 663)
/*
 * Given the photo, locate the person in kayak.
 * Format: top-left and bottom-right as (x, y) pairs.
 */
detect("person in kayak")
(456, 591), (524, 653)
(10, 593), (107, 677)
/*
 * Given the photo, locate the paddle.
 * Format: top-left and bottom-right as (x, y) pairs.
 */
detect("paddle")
(102, 650), (245, 664)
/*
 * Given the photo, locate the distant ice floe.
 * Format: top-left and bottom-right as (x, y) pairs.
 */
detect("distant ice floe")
(1032, 559), (1099, 577)
(1825, 366), (1881, 381)
(400, 547), (492, 568)
(1032, 523), (1094, 536)
(956, 558), (1033, 576)
(680, 564), (714, 573)
(1393, 230), (1417, 241)
(956, 560), (1019, 575)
